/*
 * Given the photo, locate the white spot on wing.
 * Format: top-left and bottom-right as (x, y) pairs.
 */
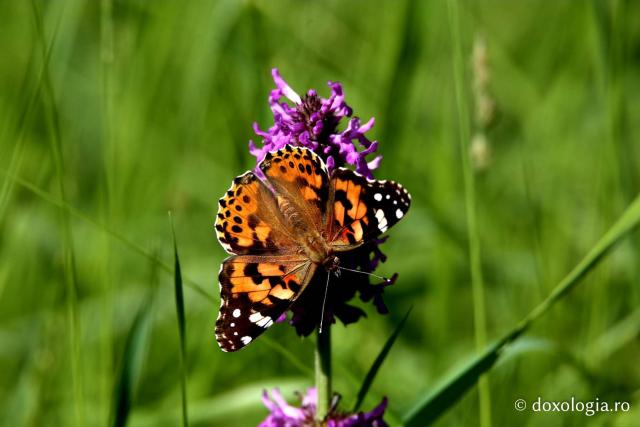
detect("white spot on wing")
(375, 209), (388, 232)
(233, 309), (241, 318)
(396, 209), (404, 219)
(256, 316), (273, 328)
(374, 193), (382, 201)
(241, 336), (252, 345)
(249, 312), (263, 323)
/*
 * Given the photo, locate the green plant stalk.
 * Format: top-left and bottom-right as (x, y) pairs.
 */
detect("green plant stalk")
(315, 327), (332, 422)
(99, 0), (115, 422)
(100, 0), (117, 217)
(31, 1), (84, 425)
(447, 0), (491, 426)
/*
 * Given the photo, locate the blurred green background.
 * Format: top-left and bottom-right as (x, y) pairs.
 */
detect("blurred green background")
(1, 0), (639, 426)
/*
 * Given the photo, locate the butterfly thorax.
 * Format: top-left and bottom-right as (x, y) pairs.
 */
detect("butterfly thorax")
(298, 231), (339, 272)
(277, 195), (338, 270)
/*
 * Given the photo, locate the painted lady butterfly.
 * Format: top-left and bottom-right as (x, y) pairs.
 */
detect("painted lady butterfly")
(214, 145), (411, 351)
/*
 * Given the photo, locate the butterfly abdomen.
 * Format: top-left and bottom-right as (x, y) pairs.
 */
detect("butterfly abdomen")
(274, 194), (332, 266)
(277, 196), (302, 227)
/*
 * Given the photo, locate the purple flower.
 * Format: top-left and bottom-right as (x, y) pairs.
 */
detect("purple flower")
(249, 69), (382, 179)
(260, 388), (388, 427)
(288, 245), (398, 336)
(249, 69), (397, 336)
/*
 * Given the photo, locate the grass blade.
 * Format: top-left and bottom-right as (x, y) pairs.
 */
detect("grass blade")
(403, 192), (640, 426)
(111, 267), (157, 427)
(353, 308), (412, 412)
(403, 339), (503, 427)
(170, 213), (189, 427)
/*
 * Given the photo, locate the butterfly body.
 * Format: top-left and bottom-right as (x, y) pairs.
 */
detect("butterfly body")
(214, 145), (410, 352)
(278, 199), (333, 265)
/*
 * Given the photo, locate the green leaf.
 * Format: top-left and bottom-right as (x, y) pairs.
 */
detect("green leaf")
(353, 308), (412, 412)
(170, 213), (189, 427)
(403, 192), (640, 426)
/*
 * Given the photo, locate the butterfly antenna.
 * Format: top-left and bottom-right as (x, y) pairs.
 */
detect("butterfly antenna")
(337, 266), (391, 283)
(319, 271), (331, 334)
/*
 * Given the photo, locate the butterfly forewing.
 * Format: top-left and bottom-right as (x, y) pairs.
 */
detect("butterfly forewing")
(327, 168), (411, 250)
(215, 171), (297, 255)
(216, 254), (317, 352)
(259, 144), (329, 232)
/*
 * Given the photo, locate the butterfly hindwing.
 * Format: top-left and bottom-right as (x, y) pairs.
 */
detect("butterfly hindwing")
(215, 171), (297, 255)
(215, 254), (317, 352)
(327, 168), (411, 250)
(259, 145), (329, 231)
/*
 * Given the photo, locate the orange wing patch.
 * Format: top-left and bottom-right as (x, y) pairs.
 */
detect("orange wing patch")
(259, 145), (329, 229)
(327, 168), (411, 250)
(215, 171), (296, 255)
(332, 176), (367, 231)
(328, 170), (367, 245)
(215, 255), (317, 352)
(222, 259), (306, 303)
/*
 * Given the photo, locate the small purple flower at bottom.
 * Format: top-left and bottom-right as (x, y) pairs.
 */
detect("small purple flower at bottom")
(260, 388), (388, 427)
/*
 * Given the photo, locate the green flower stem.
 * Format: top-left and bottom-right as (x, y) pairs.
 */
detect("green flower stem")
(315, 327), (332, 422)
(447, 0), (492, 426)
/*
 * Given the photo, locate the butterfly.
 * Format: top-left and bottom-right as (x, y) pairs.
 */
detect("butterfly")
(214, 145), (411, 351)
